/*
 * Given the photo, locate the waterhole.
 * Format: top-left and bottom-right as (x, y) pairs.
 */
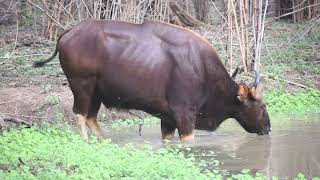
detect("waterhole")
(102, 114), (320, 179)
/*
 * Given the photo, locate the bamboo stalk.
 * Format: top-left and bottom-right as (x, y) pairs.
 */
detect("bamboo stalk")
(54, 0), (75, 22)
(243, 0), (249, 69)
(230, 0), (247, 73)
(239, 0), (246, 68)
(256, 0), (264, 71)
(80, 0), (93, 18)
(257, 0), (269, 70)
(253, 0), (259, 71)
(252, 0), (256, 70)
(75, 0), (82, 21)
(227, 0), (233, 73)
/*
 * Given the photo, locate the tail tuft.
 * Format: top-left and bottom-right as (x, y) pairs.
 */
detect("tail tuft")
(33, 61), (46, 68)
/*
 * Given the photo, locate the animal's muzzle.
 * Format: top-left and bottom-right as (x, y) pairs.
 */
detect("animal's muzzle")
(257, 125), (271, 135)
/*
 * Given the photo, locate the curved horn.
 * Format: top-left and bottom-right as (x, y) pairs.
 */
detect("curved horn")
(253, 70), (261, 88)
(231, 67), (239, 79)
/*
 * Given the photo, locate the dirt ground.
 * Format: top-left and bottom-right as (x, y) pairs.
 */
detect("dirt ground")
(0, 85), (148, 128)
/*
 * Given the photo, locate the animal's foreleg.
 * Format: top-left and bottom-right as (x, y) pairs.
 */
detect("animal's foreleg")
(175, 112), (195, 141)
(180, 133), (195, 141)
(161, 119), (176, 140)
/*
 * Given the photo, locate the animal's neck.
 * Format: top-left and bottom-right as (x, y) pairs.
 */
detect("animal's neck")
(224, 79), (240, 118)
(196, 76), (240, 131)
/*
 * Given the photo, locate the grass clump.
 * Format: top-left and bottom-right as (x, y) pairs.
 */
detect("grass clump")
(265, 90), (320, 113)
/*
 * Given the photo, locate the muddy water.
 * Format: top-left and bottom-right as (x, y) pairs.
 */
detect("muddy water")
(103, 114), (320, 179)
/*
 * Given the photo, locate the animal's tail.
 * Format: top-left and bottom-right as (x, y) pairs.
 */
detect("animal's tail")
(33, 29), (70, 67)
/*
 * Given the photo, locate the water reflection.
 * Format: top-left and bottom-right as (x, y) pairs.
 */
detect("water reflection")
(102, 114), (320, 179)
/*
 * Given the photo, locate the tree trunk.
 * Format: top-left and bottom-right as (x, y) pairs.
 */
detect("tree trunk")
(192, 0), (209, 22)
(169, 1), (203, 27)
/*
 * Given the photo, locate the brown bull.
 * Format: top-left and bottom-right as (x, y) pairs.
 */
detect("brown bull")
(34, 19), (271, 141)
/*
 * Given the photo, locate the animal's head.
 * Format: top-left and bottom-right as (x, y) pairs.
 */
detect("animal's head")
(235, 71), (271, 135)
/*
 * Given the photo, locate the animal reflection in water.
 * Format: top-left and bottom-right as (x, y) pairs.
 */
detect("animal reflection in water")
(185, 134), (272, 175)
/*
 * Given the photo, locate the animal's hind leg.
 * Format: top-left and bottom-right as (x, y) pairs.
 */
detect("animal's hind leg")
(87, 91), (102, 139)
(70, 77), (99, 142)
(86, 93), (103, 140)
(76, 114), (89, 142)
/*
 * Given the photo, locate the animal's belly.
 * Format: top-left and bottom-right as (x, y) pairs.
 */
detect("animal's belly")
(97, 77), (169, 114)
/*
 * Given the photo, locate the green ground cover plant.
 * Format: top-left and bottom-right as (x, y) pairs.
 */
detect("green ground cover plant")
(0, 127), (212, 180)
(265, 90), (320, 113)
(1, 127), (319, 180)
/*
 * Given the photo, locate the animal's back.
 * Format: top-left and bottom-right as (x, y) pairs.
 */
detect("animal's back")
(58, 20), (174, 114)
(57, 19), (219, 116)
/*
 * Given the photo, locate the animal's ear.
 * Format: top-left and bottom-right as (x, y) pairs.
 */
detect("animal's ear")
(237, 83), (249, 102)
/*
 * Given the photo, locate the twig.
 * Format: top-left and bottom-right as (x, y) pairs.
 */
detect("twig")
(10, 9), (19, 58)
(210, 0), (226, 21)
(266, 3), (320, 23)
(227, 0), (233, 72)
(3, 118), (32, 128)
(267, 15), (320, 54)
(18, 157), (26, 165)
(25, 0), (66, 30)
(0, 54), (47, 59)
(0, 100), (16, 105)
(53, 0), (75, 22)
(139, 121), (143, 136)
(80, 0), (93, 18)
(212, 21), (227, 42)
(268, 76), (318, 90)
(288, 16), (320, 47)
(1, 112), (46, 119)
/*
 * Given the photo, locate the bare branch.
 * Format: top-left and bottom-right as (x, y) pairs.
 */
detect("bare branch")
(25, 0), (66, 30)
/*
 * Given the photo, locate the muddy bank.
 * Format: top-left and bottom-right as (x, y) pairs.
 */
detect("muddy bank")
(0, 86), (149, 128)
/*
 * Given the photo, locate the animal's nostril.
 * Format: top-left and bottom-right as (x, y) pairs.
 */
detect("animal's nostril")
(267, 125), (271, 131)
(257, 131), (263, 135)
